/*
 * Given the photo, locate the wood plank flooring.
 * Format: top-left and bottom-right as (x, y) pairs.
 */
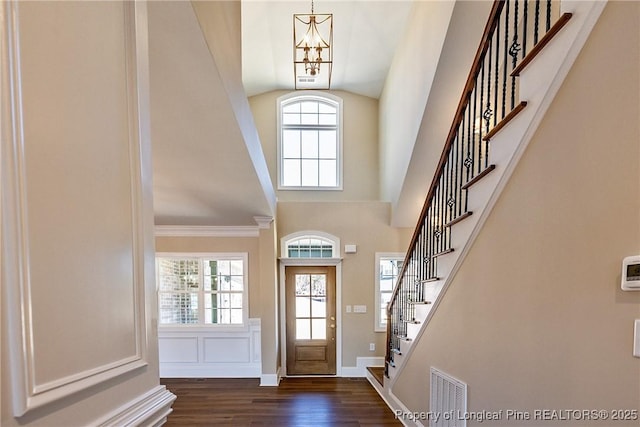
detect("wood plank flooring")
(161, 377), (402, 426)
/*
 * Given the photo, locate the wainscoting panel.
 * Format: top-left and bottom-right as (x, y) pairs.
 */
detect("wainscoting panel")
(159, 319), (261, 378)
(158, 338), (199, 363)
(203, 337), (251, 363)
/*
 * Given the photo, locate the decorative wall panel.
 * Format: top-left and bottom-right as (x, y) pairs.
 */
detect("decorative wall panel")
(1, 1), (150, 416)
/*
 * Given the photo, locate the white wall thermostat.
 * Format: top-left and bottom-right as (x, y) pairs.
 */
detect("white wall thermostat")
(621, 255), (640, 291)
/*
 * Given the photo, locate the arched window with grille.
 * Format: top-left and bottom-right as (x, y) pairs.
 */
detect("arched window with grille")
(277, 92), (342, 190)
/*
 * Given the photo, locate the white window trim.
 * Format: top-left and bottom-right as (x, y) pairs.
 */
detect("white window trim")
(375, 252), (405, 333)
(156, 252), (249, 331)
(276, 91), (344, 191)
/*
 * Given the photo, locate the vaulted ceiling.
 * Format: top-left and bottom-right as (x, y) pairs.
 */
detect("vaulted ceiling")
(148, 0), (415, 227)
(241, 0), (414, 98)
(147, 1), (487, 228)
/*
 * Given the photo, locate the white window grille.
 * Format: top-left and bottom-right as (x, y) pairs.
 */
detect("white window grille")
(278, 92), (342, 190)
(375, 253), (404, 332)
(156, 254), (248, 327)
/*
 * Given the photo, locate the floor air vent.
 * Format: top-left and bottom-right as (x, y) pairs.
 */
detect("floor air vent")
(430, 367), (467, 427)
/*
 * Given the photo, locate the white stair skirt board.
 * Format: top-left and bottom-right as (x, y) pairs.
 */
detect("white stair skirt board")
(94, 386), (177, 427)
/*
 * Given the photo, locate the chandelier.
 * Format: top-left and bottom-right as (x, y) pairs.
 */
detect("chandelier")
(293, 0), (333, 90)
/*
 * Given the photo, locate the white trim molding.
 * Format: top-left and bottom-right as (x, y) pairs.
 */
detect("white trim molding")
(280, 230), (341, 258)
(95, 386), (177, 427)
(253, 216), (274, 229)
(260, 367), (282, 387)
(155, 225), (260, 238)
(276, 91), (344, 191)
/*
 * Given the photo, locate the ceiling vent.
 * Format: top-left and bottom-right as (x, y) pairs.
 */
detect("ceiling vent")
(296, 75), (317, 84)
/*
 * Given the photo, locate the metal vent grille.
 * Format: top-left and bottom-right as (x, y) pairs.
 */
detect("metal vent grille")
(296, 75), (317, 84)
(430, 367), (467, 427)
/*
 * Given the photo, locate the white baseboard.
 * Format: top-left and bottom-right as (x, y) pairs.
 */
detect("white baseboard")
(160, 363), (261, 378)
(342, 356), (385, 377)
(260, 367), (281, 386)
(95, 385), (177, 427)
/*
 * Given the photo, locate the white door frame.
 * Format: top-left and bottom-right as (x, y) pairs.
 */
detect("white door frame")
(279, 257), (342, 377)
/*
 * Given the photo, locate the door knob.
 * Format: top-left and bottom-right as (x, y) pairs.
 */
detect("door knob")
(330, 316), (335, 321)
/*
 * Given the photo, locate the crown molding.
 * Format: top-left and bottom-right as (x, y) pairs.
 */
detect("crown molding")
(154, 225), (259, 238)
(253, 216), (274, 229)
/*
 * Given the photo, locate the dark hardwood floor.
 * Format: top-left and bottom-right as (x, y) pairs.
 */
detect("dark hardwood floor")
(161, 377), (402, 426)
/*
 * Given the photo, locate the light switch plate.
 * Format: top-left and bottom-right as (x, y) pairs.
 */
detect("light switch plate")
(634, 319), (640, 358)
(353, 305), (366, 313)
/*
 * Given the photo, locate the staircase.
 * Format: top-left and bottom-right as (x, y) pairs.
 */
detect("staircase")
(367, 0), (607, 416)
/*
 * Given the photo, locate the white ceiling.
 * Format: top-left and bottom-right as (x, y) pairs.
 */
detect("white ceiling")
(241, 0), (414, 98)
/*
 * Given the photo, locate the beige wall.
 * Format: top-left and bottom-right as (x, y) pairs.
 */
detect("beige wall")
(156, 236), (262, 317)
(250, 89), (379, 201)
(2, 2), (171, 425)
(393, 2), (640, 424)
(155, 229), (281, 377)
(278, 201), (412, 367)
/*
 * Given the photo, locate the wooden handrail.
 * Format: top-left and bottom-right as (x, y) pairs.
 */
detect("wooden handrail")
(385, 0), (568, 372)
(386, 0), (506, 321)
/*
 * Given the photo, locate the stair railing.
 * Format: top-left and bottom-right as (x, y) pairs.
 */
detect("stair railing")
(386, 0), (570, 376)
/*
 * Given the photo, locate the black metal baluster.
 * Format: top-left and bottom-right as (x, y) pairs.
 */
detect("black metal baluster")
(471, 87), (478, 176)
(442, 174), (450, 250)
(456, 132), (463, 218)
(502, 0), (509, 119)
(438, 175), (446, 253)
(434, 183), (441, 255)
(443, 152), (450, 226)
(522, 0), (528, 58)
(426, 206), (433, 279)
(510, 0), (521, 110)
(546, 0), (551, 32)
(493, 25), (499, 128)
(453, 142), (458, 221)
(534, 0), (540, 44)
(468, 99), (477, 176)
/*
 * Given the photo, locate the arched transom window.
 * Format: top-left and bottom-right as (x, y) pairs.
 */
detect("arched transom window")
(278, 93), (342, 190)
(282, 232), (340, 259)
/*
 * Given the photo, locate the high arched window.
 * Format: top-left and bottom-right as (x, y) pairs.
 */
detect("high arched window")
(277, 92), (342, 190)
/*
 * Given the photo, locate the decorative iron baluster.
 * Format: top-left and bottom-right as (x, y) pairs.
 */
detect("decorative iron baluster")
(534, 0), (540, 44)
(546, 0), (551, 31)
(502, 0), (509, 120)
(493, 24), (500, 127)
(510, 0), (521, 110)
(522, 0), (528, 58)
